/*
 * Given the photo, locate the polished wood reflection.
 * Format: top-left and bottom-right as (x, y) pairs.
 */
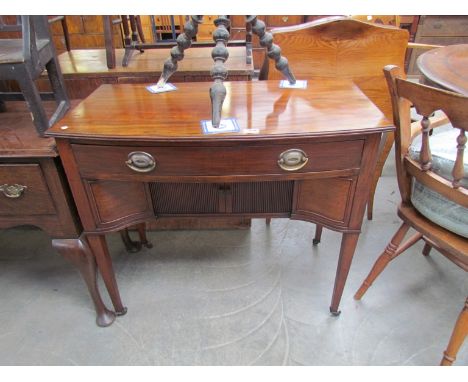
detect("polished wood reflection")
(48, 79), (389, 139)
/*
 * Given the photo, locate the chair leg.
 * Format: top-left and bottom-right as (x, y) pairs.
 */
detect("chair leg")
(120, 228), (142, 253)
(45, 55), (70, 125)
(354, 222), (418, 300)
(440, 297), (468, 366)
(61, 16), (71, 51)
(101, 16), (116, 69)
(135, 16), (146, 43)
(422, 242), (432, 256)
(16, 66), (50, 136)
(313, 225), (323, 245)
(136, 222), (153, 248)
(120, 223), (153, 252)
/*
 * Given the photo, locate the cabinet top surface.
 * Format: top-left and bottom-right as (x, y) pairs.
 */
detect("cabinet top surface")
(47, 79), (392, 142)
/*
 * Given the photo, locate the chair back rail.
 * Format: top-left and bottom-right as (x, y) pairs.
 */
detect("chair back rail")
(384, 65), (468, 207)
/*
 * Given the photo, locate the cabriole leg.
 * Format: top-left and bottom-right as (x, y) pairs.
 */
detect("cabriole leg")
(52, 237), (116, 327)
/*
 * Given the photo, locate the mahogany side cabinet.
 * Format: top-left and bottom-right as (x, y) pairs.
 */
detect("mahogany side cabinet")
(47, 79), (393, 324)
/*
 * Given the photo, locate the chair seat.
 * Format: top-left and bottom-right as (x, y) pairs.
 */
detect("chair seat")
(411, 179), (468, 238)
(398, 203), (468, 269)
(409, 127), (468, 238)
(0, 38), (49, 64)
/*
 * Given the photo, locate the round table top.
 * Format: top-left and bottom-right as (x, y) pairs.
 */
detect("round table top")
(417, 44), (468, 95)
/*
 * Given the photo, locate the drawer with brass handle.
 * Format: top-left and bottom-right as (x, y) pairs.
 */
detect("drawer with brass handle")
(71, 139), (364, 181)
(0, 164), (55, 216)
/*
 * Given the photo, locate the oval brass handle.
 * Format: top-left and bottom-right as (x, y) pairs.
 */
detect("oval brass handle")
(278, 149), (308, 171)
(125, 151), (156, 173)
(0, 184), (27, 198)
(282, 16), (289, 23)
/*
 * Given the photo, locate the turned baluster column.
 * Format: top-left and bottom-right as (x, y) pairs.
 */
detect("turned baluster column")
(247, 15), (296, 84)
(156, 16), (204, 87)
(210, 16), (230, 128)
(452, 130), (466, 189)
(420, 116), (433, 171)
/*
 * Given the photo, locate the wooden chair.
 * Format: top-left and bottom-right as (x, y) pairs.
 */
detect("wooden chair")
(0, 15), (69, 136)
(354, 65), (468, 366)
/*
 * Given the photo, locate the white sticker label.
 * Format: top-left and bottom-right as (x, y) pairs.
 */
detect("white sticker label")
(146, 83), (177, 94)
(279, 80), (308, 89)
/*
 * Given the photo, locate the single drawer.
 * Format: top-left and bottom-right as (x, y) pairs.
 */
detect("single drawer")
(0, 164), (56, 216)
(71, 139), (364, 180)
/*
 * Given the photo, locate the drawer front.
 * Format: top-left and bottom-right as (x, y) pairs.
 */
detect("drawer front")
(0, 164), (56, 216)
(293, 177), (356, 227)
(71, 140), (364, 180)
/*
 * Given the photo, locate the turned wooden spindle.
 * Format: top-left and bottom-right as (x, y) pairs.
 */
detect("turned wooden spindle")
(129, 16), (143, 52)
(440, 297), (468, 366)
(210, 16), (230, 128)
(420, 116), (432, 171)
(354, 224), (424, 300)
(452, 130), (466, 189)
(156, 15), (295, 128)
(156, 15), (203, 87)
(247, 15), (296, 84)
(121, 16), (132, 47)
(245, 20), (253, 65)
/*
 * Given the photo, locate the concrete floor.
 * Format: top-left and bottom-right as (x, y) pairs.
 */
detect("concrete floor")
(0, 168), (467, 365)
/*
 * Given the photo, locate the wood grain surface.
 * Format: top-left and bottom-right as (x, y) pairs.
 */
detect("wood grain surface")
(47, 79), (391, 140)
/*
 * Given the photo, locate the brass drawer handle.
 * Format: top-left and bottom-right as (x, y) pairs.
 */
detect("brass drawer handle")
(125, 151), (156, 173)
(282, 16), (289, 23)
(0, 184), (27, 198)
(278, 149), (308, 171)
